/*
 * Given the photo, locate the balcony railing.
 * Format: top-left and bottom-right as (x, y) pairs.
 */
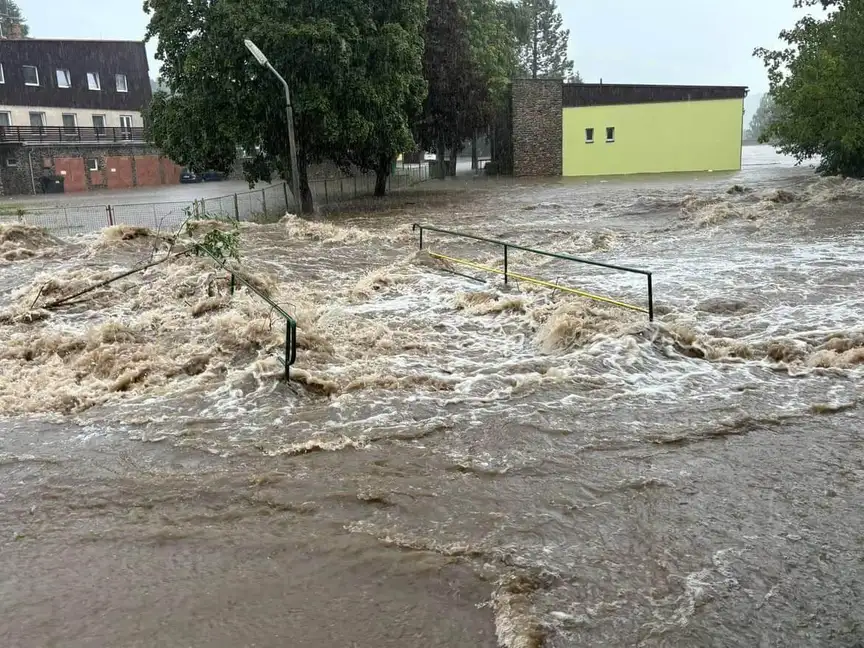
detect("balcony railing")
(0, 126), (148, 145)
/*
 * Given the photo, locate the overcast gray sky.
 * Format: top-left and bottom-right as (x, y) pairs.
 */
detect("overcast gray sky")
(19, 0), (803, 93)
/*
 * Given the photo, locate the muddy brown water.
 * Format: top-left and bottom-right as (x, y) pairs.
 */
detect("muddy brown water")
(1, 147), (863, 647)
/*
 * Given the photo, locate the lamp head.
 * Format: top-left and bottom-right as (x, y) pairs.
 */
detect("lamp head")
(244, 39), (269, 66)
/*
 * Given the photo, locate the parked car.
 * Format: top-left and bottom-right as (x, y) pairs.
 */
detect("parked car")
(201, 170), (226, 182)
(180, 168), (201, 183)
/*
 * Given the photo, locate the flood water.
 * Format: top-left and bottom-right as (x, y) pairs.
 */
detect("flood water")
(1, 146), (863, 647)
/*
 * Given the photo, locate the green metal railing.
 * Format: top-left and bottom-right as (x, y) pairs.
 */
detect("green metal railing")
(412, 223), (655, 321)
(193, 244), (297, 379)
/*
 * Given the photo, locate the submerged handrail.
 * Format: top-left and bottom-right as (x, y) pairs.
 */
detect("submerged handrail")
(193, 243), (297, 379)
(411, 223), (654, 321)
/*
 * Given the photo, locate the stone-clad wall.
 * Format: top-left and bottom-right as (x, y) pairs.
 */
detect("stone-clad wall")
(511, 79), (563, 177)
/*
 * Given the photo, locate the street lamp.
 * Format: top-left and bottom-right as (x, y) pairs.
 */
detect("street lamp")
(244, 38), (302, 215)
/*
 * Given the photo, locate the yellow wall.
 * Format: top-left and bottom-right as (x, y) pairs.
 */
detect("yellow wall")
(562, 99), (744, 177)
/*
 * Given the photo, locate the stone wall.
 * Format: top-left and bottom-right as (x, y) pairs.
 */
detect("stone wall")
(511, 79), (563, 177)
(0, 143), (183, 196)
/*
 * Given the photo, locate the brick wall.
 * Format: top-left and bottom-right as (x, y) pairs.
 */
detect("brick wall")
(105, 156), (134, 190)
(511, 79), (564, 177)
(136, 156), (161, 187)
(0, 144), (185, 196)
(54, 157), (87, 192)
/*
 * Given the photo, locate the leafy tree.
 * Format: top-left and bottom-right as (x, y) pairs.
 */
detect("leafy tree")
(330, 0), (427, 195)
(755, 0), (864, 176)
(746, 94), (776, 141)
(516, 0), (573, 79)
(418, 0), (487, 176)
(0, 0), (30, 38)
(144, 0), (425, 212)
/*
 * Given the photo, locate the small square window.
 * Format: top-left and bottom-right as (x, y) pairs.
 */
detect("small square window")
(87, 72), (101, 91)
(0, 112), (10, 127)
(115, 74), (128, 92)
(606, 127), (616, 142)
(585, 128), (594, 143)
(0, 64), (5, 84)
(56, 69), (71, 88)
(6, 158), (18, 167)
(87, 158), (99, 172)
(23, 65), (39, 86)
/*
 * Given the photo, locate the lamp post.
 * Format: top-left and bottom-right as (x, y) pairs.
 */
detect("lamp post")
(244, 39), (302, 215)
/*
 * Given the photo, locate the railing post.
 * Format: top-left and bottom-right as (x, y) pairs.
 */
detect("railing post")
(234, 193), (239, 221)
(647, 273), (654, 322)
(285, 320), (291, 381)
(504, 245), (509, 284)
(261, 188), (267, 217)
(106, 204), (114, 227)
(230, 273), (236, 295)
(324, 178), (329, 203)
(283, 182), (289, 213)
(419, 226), (423, 250)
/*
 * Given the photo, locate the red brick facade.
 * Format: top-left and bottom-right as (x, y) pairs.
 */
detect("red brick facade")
(0, 144), (186, 196)
(54, 157), (87, 192)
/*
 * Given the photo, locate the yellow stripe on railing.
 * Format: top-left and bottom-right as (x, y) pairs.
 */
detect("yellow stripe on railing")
(428, 251), (649, 314)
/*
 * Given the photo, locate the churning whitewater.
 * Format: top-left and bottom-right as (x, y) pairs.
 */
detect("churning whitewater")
(1, 148), (862, 647)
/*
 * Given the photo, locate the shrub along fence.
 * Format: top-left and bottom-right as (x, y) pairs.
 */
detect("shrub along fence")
(0, 163), (430, 237)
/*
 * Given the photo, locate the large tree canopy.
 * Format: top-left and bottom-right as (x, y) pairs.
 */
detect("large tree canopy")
(516, 0), (573, 79)
(755, 0), (864, 176)
(1, 0), (30, 38)
(144, 0), (425, 212)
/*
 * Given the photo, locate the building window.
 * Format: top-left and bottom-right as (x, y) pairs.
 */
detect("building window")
(29, 112), (45, 129)
(62, 113), (77, 134)
(87, 158), (99, 172)
(0, 64), (5, 84)
(6, 158), (18, 167)
(56, 69), (72, 88)
(87, 72), (101, 91)
(120, 115), (133, 139)
(585, 128), (594, 143)
(92, 114), (106, 135)
(606, 127), (616, 142)
(23, 65), (39, 86)
(115, 74), (128, 92)
(0, 112), (10, 127)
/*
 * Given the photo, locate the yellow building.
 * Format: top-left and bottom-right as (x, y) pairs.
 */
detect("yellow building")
(561, 84), (747, 177)
(509, 80), (748, 178)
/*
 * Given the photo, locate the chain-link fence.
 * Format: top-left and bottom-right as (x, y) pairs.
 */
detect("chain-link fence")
(2, 162), (431, 236)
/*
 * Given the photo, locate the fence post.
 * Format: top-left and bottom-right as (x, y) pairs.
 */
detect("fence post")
(504, 245), (509, 285)
(340, 178), (344, 199)
(153, 204), (158, 229)
(234, 193), (240, 221)
(106, 205), (114, 227)
(262, 188), (267, 218)
(201, 198), (206, 214)
(283, 182), (289, 213)
(324, 178), (329, 204)
(647, 273), (654, 322)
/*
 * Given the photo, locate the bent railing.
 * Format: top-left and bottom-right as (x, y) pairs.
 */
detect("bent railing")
(411, 223), (654, 321)
(193, 244), (297, 379)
